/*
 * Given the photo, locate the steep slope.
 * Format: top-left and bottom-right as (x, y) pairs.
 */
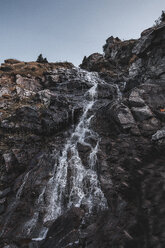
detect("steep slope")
(0, 21), (165, 248)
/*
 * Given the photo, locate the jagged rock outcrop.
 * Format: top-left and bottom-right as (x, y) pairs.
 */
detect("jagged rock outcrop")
(80, 37), (137, 81)
(80, 21), (165, 89)
(0, 19), (165, 248)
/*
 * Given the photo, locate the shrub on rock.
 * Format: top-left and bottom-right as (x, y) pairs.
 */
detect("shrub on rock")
(36, 54), (48, 63)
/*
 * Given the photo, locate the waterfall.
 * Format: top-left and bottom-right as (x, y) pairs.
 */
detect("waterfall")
(43, 71), (108, 224)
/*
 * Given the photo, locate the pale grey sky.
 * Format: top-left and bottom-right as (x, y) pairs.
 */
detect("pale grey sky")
(0, 0), (164, 66)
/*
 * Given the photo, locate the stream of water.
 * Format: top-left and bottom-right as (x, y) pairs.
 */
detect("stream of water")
(43, 72), (108, 224)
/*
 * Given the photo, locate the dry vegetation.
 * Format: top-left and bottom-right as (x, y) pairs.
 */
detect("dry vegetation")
(0, 59), (73, 77)
(0, 59), (73, 121)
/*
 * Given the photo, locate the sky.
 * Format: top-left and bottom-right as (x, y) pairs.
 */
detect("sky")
(0, 0), (164, 66)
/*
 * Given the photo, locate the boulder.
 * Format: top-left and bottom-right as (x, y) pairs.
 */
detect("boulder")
(131, 106), (153, 121)
(152, 128), (165, 141)
(40, 208), (84, 248)
(129, 89), (145, 107)
(80, 53), (104, 71)
(112, 103), (136, 130)
(117, 106), (135, 128)
(103, 36), (136, 66)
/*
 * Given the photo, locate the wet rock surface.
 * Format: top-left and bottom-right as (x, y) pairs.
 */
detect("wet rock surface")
(0, 20), (165, 248)
(40, 208), (84, 248)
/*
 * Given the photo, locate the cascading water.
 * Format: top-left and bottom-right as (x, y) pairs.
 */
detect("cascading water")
(43, 71), (108, 225)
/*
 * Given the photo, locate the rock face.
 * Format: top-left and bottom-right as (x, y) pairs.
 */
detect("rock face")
(80, 21), (165, 89)
(0, 20), (165, 248)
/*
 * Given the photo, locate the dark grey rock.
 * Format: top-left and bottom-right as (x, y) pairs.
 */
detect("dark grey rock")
(131, 106), (153, 121)
(3, 153), (15, 172)
(40, 208), (84, 248)
(117, 105), (135, 128)
(129, 89), (145, 107)
(0, 204), (5, 214)
(152, 128), (165, 141)
(0, 188), (11, 198)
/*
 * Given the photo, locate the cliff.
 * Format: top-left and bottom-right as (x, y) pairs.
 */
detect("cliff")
(0, 21), (165, 248)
